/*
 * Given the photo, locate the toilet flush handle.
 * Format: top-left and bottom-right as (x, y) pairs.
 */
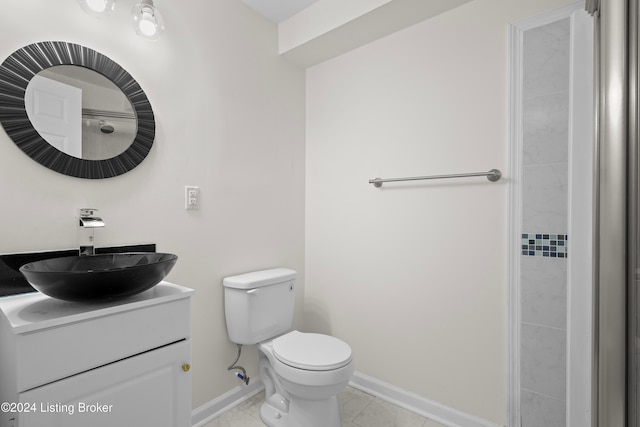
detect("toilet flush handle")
(247, 288), (261, 296)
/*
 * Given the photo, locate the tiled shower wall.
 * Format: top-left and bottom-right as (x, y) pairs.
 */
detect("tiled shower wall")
(520, 18), (570, 427)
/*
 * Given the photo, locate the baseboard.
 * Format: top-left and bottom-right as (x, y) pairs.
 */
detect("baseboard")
(191, 371), (502, 427)
(349, 371), (503, 427)
(191, 378), (264, 427)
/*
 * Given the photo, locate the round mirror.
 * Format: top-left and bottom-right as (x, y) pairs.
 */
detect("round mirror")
(0, 42), (155, 179)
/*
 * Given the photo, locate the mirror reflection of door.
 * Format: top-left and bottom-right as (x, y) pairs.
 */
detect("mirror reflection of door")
(24, 65), (137, 161)
(24, 75), (83, 158)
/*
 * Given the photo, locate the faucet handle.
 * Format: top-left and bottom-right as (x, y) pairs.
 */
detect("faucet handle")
(80, 208), (99, 217)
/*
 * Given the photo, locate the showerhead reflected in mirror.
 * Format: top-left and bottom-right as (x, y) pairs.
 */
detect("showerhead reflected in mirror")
(24, 65), (137, 161)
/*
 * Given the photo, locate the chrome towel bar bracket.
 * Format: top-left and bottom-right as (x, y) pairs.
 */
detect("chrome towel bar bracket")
(369, 169), (502, 188)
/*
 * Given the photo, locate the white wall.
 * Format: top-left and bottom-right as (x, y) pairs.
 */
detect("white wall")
(0, 0), (305, 409)
(305, 0), (575, 424)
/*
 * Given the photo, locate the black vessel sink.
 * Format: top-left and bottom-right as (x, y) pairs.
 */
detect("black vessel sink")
(19, 253), (178, 302)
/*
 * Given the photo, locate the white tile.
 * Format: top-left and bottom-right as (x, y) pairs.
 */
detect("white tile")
(203, 406), (265, 427)
(521, 323), (566, 400)
(339, 386), (375, 422)
(521, 389), (566, 427)
(424, 420), (448, 427)
(523, 92), (569, 166)
(523, 18), (570, 100)
(236, 391), (265, 418)
(521, 256), (567, 329)
(353, 398), (429, 427)
(522, 163), (568, 233)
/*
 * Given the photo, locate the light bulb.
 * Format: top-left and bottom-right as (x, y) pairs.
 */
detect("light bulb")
(138, 10), (157, 36)
(131, 0), (165, 40)
(79, 0), (115, 16)
(86, 0), (106, 12)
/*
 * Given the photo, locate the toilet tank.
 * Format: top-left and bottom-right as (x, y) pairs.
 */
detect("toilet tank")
(223, 268), (296, 345)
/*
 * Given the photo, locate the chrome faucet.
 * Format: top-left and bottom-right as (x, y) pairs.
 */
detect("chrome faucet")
(79, 208), (104, 256)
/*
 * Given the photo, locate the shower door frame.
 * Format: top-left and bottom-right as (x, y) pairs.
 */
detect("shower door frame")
(593, 0), (631, 425)
(508, 3), (595, 426)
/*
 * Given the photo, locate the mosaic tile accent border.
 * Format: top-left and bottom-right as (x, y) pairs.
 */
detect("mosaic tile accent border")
(521, 233), (568, 258)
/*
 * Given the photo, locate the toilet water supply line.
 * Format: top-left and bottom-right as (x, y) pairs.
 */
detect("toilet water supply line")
(227, 344), (250, 385)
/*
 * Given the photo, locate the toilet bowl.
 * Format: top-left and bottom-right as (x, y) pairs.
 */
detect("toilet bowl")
(258, 331), (354, 427)
(222, 268), (355, 427)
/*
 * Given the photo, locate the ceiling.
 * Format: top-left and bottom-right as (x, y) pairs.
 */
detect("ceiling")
(240, 0), (475, 68)
(240, 0), (321, 23)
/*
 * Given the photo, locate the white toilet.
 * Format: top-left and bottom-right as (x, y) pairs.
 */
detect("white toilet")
(223, 268), (354, 427)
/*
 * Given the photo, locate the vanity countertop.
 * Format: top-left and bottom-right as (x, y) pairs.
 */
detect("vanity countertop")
(0, 281), (194, 334)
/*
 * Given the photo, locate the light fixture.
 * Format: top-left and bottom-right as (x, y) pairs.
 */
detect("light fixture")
(131, 0), (165, 41)
(79, 0), (115, 17)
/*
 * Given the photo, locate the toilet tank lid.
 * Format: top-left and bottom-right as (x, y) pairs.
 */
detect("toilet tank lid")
(222, 268), (297, 289)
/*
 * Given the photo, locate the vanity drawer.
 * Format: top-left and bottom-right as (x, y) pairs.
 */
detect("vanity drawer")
(14, 297), (190, 392)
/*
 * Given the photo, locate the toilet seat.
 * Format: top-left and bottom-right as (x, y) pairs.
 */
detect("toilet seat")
(272, 330), (352, 371)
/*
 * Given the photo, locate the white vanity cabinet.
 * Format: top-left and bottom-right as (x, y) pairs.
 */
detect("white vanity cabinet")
(0, 282), (194, 427)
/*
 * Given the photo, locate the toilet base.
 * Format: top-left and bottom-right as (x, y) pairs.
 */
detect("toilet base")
(260, 394), (341, 427)
(257, 338), (352, 427)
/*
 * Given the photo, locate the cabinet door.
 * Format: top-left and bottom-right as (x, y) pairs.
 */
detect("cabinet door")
(18, 340), (191, 427)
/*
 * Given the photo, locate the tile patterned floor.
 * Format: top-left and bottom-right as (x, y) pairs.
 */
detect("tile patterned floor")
(204, 386), (447, 427)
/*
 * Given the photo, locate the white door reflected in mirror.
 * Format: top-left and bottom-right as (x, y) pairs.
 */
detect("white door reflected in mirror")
(25, 75), (83, 158)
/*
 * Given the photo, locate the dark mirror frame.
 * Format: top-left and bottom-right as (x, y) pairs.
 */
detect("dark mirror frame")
(0, 41), (155, 179)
